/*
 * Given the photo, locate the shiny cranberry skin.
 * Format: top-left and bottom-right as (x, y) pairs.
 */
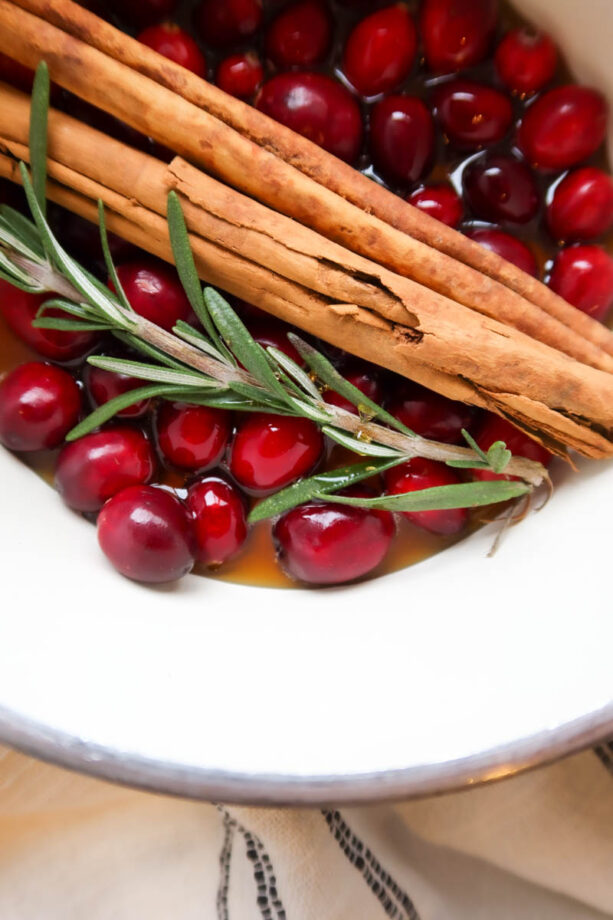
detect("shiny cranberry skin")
(229, 412), (323, 494)
(85, 366), (151, 419)
(274, 494), (394, 585)
(434, 80), (513, 150)
(466, 228), (538, 277)
(138, 22), (207, 78)
(266, 0), (332, 69)
(98, 485), (196, 584)
(0, 52), (34, 92)
(548, 246), (613, 322)
(55, 428), (156, 513)
(324, 361), (382, 413)
(387, 381), (477, 444)
(342, 4), (417, 97)
(157, 402), (231, 471)
(495, 28), (557, 96)
(255, 73), (363, 164)
(195, 0), (263, 47)
(0, 362), (81, 452)
(408, 184), (463, 228)
(547, 168), (613, 242)
(248, 319), (303, 365)
(463, 155), (540, 224)
(217, 52), (263, 99)
(473, 414), (551, 482)
(370, 96), (434, 185)
(421, 0), (498, 73)
(518, 86), (608, 171)
(0, 282), (97, 362)
(187, 476), (248, 566)
(112, 262), (191, 332)
(385, 459), (468, 535)
(110, 0), (178, 27)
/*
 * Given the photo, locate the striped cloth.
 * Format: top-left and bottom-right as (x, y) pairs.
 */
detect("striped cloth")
(0, 743), (611, 918)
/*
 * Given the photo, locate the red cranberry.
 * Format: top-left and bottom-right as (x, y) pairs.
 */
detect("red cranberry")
(138, 22), (207, 78)
(408, 184), (463, 228)
(55, 428), (156, 512)
(273, 491), (394, 585)
(518, 86), (608, 171)
(463, 155), (540, 224)
(466, 228), (538, 277)
(0, 52), (34, 92)
(342, 4), (417, 97)
(384, 459), (468, 535)
(266, 0), (332, 69)
(248, 319), (304, 365)
(547, 168), (613, 242)
(495, 28), (557, 96)
(217, 52), (263, 99)
(548, 246), (613, 322)
(186, 476), (248, 566)
(194, 0), (263, 47)
(473, 413), (551, 482)
(85, 366), (151, 419)
(386, 380), (477, 444)
(323, 360), (382, 413)
(98, 485), (196, 584)
(0, 282), (98, 363)
(370, 96), (434, 185)
(421, 0), (498, 73)
(110, 0), (178, 28)
(0, 362), (81, 452)
(112, 261), (191, 332)
(156, 402), (231, 471)
(255, 73), (363, 164)
(229, 412), (323, 494)
(434, 80), (513, 149)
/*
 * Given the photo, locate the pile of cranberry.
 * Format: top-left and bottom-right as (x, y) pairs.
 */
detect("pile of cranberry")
(0, 0), (612, 587)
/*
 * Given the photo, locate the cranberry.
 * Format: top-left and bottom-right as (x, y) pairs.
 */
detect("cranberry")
(156, 402), (231, 471)
(466, 228), (538, 277)
(273, 491), (394, 585)
(548, 246), (613, 322)
(547, 168), (613, 242)
(518, 86), (608, 171)
(217, 52), (263, 99)
(0, 362), (81, 452)
(0, 282), (98, 363)
(421, 0), (498, 73)
(138, 22), (207, 78)
(55, 428), (156, 512)
(85, 366), (151, 419)
(473, 414), (551, 482)
(495, 28), (557, 96)
(266, 0), (332, 69)
(98, 485), (196, 584)
(229, 412), (323, 494)
(248, 319), (303, 365)
(407, 184), (463, 228)
(112, 262), (191, 332)
(194, 0), (263, 48)
(0, 52), (34, 92)
(342, 4), (417, 97)
(109, 0), (178, 27)
(370, 96), (434, 185)
(384, 459), (468, 535)
(255, 73), (363, 164)
(434, 80), (513, 149)
(187, 476), (248, 566)
(386, 380), (477, 444)
(323, 360), (382, 413)
(463, 155), (540, 224)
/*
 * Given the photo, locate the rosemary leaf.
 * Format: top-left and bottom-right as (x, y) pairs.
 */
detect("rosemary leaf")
(33, 318), (112, 332)
(87, 355), (218, 387)
(321, 480), (531, 512)
(487, 440), (512, 475)
(66, 383), (200, 441)
(29, 63), (50, 220)
(0, 207), (45, 259)
(266, 346), (322, 401)
(322, 425), (407, 458)
(97, 201), (132, 313)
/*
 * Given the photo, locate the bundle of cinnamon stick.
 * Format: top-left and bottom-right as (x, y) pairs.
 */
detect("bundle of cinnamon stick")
(0, 0), (612, 459)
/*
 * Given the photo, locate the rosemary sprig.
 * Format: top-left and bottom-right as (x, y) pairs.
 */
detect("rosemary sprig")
(0, 63), (549, 526)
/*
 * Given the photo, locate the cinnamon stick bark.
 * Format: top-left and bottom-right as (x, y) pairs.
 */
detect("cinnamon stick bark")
(0, 87), (612, 459)
(1, 0), (613, 372)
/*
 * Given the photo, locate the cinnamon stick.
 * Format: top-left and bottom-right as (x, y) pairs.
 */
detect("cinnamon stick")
(1, 0), (613, 372)
(0, 86), (612, 459)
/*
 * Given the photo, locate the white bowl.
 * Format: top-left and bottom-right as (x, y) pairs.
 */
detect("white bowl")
(0, 0), (611, 805)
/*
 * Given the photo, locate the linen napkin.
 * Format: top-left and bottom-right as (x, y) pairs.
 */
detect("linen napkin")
(0, 741), (612, 919)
